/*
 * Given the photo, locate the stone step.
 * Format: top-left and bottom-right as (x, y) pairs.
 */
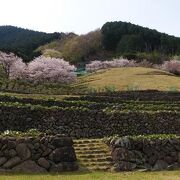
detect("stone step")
(79, 157), (113, 162)
(76, 151), (109, 156)
(74, 147), (108, 151)
(74, 138), (112, 171)
(87, 166), (111, 171)
(75, 150), (109, 154)
(74, 139), (103, 144)
(78, 157), (112, 163)
(73, 143), (105, 147)
(77, 154), (111, 159)
(81, 161), (113, 167)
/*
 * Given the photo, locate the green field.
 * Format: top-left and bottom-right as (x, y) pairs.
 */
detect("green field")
(0, 171), (180, 180)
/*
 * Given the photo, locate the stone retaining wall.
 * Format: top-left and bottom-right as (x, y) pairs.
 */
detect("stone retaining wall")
(0, 135), (78, 173)
(109, 137), (180, 171)
(0, 106), (179, 138)
(66, 90), (180, 101)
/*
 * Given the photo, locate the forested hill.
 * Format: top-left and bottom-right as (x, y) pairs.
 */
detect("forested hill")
(38, 21), (180, 65)
(0, 26), (61, 62)
(101, 21), (180, 56)
(1, 22), (180, 64)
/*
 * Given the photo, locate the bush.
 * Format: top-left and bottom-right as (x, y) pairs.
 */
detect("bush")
(86, 58), (136, 72)
(162, 60), (180, 75)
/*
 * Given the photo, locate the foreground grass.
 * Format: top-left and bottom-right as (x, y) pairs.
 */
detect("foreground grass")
(79, 67), (180, 91)
(0, 171), (180, 180)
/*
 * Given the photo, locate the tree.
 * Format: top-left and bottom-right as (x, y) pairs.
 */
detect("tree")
(0, 26), (61, 62)
(101, 21), (180, 58)
(116, 35), (144, 54)
(0, 51), (26, 79)
(162, 60), (180, 75)
(27, 56), (77, 83)
(62, 30), (102, 63)
(86, 59), (136, 72)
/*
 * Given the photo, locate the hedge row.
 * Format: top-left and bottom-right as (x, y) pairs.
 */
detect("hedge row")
(0, 103), (179, 138)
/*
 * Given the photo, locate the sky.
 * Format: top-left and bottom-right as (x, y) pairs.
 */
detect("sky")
(0, 0), (180, 36)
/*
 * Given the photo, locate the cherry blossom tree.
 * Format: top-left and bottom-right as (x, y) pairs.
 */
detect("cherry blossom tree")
(27, 56), (77, 83)
(86, 58), (136, 72)
(0, 51), (26, 79)
(162, 60), (180, 75)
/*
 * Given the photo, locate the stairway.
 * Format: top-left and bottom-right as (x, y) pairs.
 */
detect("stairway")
(73, 139), (113, 171)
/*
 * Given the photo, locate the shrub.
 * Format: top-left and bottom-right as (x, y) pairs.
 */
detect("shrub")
(86, 58), (136, 72)
(162, 60), (180, 75)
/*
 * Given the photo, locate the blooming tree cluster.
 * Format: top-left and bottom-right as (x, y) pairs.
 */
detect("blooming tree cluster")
(27, 56), (77, 83)
(86, 58), (136, 72)
(0, 51), (26, 79)
(162, 60), (180, 75)
(0, 52), (77, 84)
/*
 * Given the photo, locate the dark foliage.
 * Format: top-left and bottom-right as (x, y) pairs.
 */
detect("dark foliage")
(101, 21), (180, 59)
(0, 26), (61, 62)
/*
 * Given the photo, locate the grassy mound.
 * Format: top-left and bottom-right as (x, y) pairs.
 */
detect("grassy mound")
(79, 67), (180, 91)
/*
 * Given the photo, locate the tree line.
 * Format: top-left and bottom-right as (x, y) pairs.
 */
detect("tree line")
(1, 22), (180, 65)
(0, 26), (61, 62)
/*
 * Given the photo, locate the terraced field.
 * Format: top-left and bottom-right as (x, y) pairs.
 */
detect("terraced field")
(0, 91), (179, 137)
(0, 90), (179, 172)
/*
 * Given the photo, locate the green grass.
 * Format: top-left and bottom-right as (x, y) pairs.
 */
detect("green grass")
(0, 171), (179, 180)
(79, 67), (180, 91)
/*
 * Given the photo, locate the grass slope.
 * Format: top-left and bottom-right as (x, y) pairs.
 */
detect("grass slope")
(79, 67), (180, 91)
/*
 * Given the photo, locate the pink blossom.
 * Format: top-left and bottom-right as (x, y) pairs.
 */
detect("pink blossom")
(86, 58), (136, 72)
(162, 60), (180, 75)
(27, 56), (77, 83)
(0, 51), (26, 79)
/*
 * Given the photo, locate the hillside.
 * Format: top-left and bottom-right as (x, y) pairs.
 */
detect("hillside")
(1, 22), (180, 64)
(79, 67), (180, 91)
(0, 26), (61, 61)
(102, 21), (180, 55)
(38, 21), (180, 64)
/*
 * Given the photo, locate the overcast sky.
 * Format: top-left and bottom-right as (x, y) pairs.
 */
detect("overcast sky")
(0, 0), (180, 36)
